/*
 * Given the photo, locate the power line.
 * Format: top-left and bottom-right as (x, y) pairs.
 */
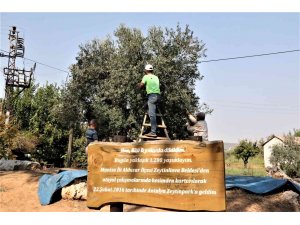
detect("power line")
(24, 57), (70, 74)
(209, 105), (299, 115)
(205, 99), (298, 109)
(209, 103), (299, 113)
(0, 49), (70, 75)
(204, 100), (299, 114)
(200, 50), (300, 63)
(1, 48), (299, 74)
(200, 99), (299, 115)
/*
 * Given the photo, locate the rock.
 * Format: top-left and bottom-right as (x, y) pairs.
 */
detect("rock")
(280, 191), (300, 211)
(293, 178), (300, 184)
(267, 166), (293, 180)
(272, 171), (285, 179)
(26, 162), (41, 170)
(62, 182), (87, 200)
(281, 191), (298, 201)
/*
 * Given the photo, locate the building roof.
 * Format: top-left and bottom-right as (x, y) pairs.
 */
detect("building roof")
(263, 135), (300, 146)
(262, 135), (284, 146)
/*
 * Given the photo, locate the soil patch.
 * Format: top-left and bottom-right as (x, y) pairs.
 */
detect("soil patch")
(0, 171), (299, 212)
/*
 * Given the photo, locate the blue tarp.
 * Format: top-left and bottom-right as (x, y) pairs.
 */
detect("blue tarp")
(226, 175), (300, 194)
(38, 170), (88, 205)
(38, 170), (300, 205)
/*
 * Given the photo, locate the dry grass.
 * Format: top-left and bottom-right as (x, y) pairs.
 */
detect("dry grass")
(225, 153), (267, 176)
(0, 186), (6, 192)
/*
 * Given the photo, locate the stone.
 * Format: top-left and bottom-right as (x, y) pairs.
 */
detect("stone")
(62, 182), (87, 200)
(280, 191), (300, 211)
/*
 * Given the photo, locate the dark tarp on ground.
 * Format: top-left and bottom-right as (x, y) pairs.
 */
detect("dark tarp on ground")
(0, 159), (40, 171)
(37, 170), (300, 205)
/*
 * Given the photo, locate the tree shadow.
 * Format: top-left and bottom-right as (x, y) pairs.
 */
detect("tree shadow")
(226, 188), (299, 212)
(22, 168), (61, 183)
(0, 169), (58, 183)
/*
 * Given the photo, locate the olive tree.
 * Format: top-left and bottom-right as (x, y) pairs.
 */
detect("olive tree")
(270, 133), (300, 178)
(66, 24), (210, 140)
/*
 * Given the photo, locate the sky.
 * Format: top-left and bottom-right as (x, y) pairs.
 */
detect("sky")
(0, 13), (299, 143)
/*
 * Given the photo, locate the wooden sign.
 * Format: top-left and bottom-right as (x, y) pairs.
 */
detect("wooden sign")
(87, 140), (226, 211)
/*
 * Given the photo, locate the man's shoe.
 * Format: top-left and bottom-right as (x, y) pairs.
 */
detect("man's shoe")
(144, 133), (157, 137)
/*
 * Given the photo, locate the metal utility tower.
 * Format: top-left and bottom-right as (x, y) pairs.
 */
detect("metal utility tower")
(1, 26), (36, 118)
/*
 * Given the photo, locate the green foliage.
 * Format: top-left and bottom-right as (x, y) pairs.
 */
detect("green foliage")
(257, 138), (265, 157)
(52, 82), (85, 130)
(10, 131), (39, 153)
(9, 83), (70, 166)
(0, 112), (39, 159)
(0, 114), (17, 159)
(70, 136), (87, 168)
(12, 84), (37, 130)
(270, 133), (300, 178)
(28, 84), (69, 166)
(233, 139), (260, 168)
(6, 81), (87, 166)
(293, 129), (300, 137)
(66, 24), (210, 140)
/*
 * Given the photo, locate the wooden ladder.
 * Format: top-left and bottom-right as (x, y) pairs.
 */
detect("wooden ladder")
(138, 108), (170, 141)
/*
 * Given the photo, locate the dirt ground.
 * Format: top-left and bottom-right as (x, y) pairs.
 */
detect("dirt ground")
(0, 170), (299, 212)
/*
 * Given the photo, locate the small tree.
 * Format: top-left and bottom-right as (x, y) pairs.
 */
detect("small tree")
(233, 139), (260, 168)
(270, 133), (300, 178)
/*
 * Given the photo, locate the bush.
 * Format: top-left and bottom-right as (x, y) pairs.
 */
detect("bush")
(68, 136), (87, 168)
(1, 114), (39, 160)
(11, 131), (39, 153)
(0, 114), (18, 159)
(270, 134), (300, 178)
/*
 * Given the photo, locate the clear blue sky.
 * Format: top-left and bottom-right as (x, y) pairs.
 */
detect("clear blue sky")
(1, 13), (299, 143)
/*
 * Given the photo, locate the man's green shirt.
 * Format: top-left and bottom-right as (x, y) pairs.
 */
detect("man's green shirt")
(141, 74), (160, 95)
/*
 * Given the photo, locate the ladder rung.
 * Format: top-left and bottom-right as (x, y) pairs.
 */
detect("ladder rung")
(143, 123), (167, 129)
(139, 135), (170, 140)
(144, 113), (162, 116)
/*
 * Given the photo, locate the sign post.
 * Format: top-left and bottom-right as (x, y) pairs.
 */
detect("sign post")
(87, 140), (226, 211)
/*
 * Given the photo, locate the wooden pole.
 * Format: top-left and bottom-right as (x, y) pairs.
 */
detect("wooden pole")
(66, 127), (73, 167)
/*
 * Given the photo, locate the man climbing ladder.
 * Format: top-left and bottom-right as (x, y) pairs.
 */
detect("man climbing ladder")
(137, 64), (160, 137)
